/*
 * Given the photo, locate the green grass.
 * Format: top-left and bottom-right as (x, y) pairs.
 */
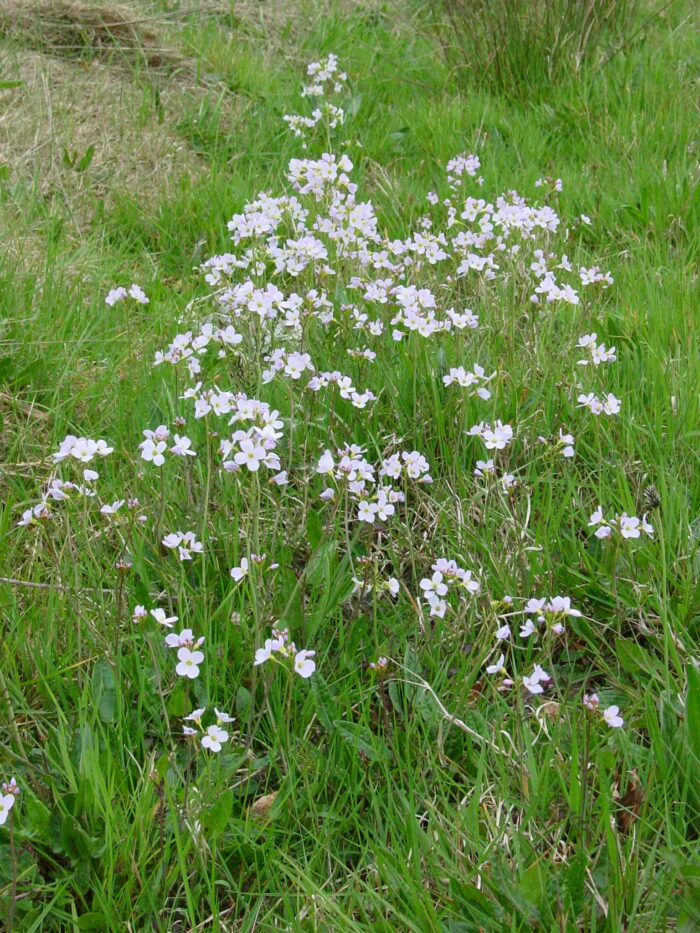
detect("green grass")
(1, 1), (699, 930)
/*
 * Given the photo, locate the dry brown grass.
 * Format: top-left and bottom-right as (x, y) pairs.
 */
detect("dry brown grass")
(0, 0), (307, 269)
(0, 47), (205, 260)
(0, 2), (241, 266)
(0, 0), (182, 68)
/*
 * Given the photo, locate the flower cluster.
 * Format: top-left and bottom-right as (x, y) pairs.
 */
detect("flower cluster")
(577, 333), (617, 366)
(164, 628), (205, 679)
(283, 54), (347, 146)
(105, 283), (149, 306)
(162, 530), (203, 560)
(210, 397), (285, 478)
(577, 392), (621, 416)
(140, 425), (197, 465)
(485, 654), (552, 696)
(588, 508), (654, 540)
(443, 363), (494, 399)
(13, 53), (650, 812)
(154, 322), (243, 379)
(316, 445), (432, 521)
(351, 557), (400, 598)
(537, 429), (575, 459)
(469, 420), (514, 450)
(183, 707), (235, 752)
(53, 435), (114, 463)
(418, 558), (480, 618)
(583, 693), (624, 728)
(307, 369), (377, 409)
(473, 458), (517, 492)
(230, 553), (279, 582)
(496, 596), (582, 641)
(254, 628), (316, 679)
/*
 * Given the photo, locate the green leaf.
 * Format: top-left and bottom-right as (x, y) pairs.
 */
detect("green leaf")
(61, 816), (91, 863)
(387, 679), (404, 717)
(402, 644), (421, 703)
(311, 672), (340, 732)
(71, 725), (96, 773)
(450, 878), (498, 923)
(23, 795), (50, 835)
(204, 789), (233, 837)
(236, 685), (251, 719)
(306, 540), (336, 588)
(686, 663), (700, 762)
(306, 511), (323, 548)
(77, 913), (109, 930)
(75, 144), (95, 173)
(615, 637), (649, 675)
(413, 684), (442, 735)
(166, 683), (188, 718)
(333, 720), (387, 762)
(47, 809), (65, 855)
(91, 659), (116, 723)
(519, 861), (546, 910)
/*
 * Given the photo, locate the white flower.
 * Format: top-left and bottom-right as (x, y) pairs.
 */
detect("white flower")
(140, 438), (167, 466)
(547, 596), (580, 617)
(100, 500), (125, 515)
(483, 422), (513, 450)
(230, 558), (249, 582)
(525, 598), (546, 619)
(618, 513), (641, 539)
(294, 649), (316, 678)
(523, 665), (550, 695)
(170, 435), (196, 457)
(128, 283), (149, 304)
(254, 636), (286, 666)
(150, 608), (178, 628)
(316, 450), (335, 474)
(428, 598), (447, 618)
(357, 500), (377, 522)
(0, 793), (16, 826)
(132, 605), (148, 624)
(214, 708), (235, 724)
(201, 724), (229, 752)
(486, 653), (506, 675)
(234, 439), (267, 472)
(495, 624), (511, 641)
(589, 507), (605, 526)
(176, 647), (204, 679)
(602, 393), (621, 415)
(386, 577), (400, 597)
(165, 628), (201, 649)
(603, 705), (624, 728)
(419, 572), (448, 599)
(105, 286), (127, 306)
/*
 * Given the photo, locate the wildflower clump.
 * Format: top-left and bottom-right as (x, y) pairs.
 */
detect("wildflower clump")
(8, 45), (689, 931)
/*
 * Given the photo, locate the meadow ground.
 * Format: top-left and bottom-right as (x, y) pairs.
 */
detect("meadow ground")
(0, 1), (699, 930)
